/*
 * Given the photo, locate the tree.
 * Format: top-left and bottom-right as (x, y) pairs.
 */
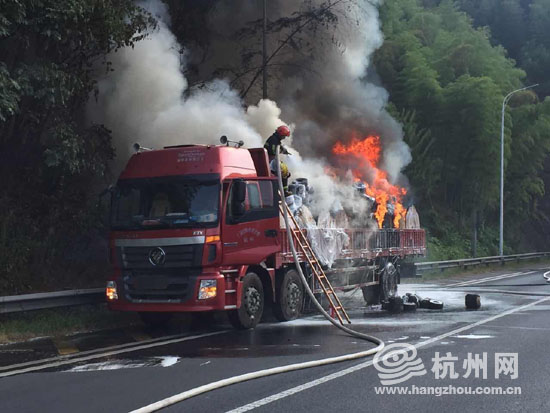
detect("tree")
(505, 97), (550, 245)
(0, 0), (153, 293)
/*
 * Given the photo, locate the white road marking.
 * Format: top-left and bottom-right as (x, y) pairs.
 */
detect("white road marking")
(446, 272), (523, 287)
(0, 331), (227, 378)
(226, 296), (550, 413)
(486, 325), (550, 331)
(454, 288), (550, 296)
(0, 332), (196, 373)
(543, 270), (550, 282)
(446, 271), (534, 287)
(452, 334), (493, 339)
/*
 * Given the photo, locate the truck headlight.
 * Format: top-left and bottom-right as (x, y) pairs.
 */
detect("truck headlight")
(198, 279), (217, 300)
(106, 281), (118, 300)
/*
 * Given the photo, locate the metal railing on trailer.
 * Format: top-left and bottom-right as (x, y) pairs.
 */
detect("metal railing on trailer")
(280, 228), (426, 263)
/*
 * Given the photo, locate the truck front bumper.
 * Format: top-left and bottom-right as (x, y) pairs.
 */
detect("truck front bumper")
(107, 270), (233, 312)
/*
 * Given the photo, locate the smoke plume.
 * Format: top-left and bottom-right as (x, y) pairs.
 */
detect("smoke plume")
(87, 1), (285, 164)
(88, 0), (411, 219)
(204, 0), (411, 183)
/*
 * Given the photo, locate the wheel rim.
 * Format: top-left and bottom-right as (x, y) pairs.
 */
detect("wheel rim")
(244, 287), (261, 317)
(286, 282), (301, 313)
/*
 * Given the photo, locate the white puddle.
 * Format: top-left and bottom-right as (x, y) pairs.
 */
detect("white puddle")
(160, 356), (180, 367)
(68, 356), (180, 372)
(70, 361), (147, 372)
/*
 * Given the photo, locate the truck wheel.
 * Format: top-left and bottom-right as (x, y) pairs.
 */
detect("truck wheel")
(387, 296), (404, 313)
(228, 273), (264, 329)
(420, 298), (444, 310)
(139, 312), (173, 327)
(403, 301), (417, 312)
(273, 269), (304, 322)
(362, 285), (381, 305)
(380, 262), (398, 302)
(406, 294), (420, 307)
(465, 294), (481, 310)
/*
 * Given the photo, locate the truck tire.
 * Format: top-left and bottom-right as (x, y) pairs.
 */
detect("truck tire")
(420, 298), (444, 310)
(465, 294), (481, 310)
(387, 296), (404, 313)
(380, 262), (398, 302)
(139, 312), (173, 327)
(362, 285), (381, 305)
(406, 293), (420, 307)
(273, 269), (304, 322)
(403, 301), (417, 312)
(228, 272), (264, 329)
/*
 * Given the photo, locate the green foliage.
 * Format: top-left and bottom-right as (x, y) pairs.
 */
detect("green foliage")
(0, 1), (153, 293)
(439, 75), (502, 213)
(455, 0), (550, 96)
(376, 0), (550, 256)
(504, 98), (550, 243)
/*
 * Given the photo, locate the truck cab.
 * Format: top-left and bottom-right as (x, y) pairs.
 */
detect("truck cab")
(106, 144), (281, 327)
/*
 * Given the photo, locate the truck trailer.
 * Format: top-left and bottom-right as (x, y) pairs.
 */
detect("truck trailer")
(106, 143), (426, 329)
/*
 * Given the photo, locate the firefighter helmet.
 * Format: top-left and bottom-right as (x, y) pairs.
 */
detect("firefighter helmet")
(270, 159), (290, 179)
(280, 161), (289, 178)
(276, 125), (291, 137)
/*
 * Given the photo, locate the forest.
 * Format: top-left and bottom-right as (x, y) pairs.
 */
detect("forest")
(0, 0), (549, 294)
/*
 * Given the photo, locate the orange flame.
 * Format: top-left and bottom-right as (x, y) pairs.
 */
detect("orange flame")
(332, 135), (407, 229)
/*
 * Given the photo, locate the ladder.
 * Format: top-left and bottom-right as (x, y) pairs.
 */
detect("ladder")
(280, 203), (351, 325)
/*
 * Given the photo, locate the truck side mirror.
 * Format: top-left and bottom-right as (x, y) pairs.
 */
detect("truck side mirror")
(231, 180), (246, 217)
(97, 185), (115, 228)
(233, 180), (246, 203)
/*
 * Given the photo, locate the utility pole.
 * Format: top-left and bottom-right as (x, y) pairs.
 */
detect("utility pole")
(262, 0), (268, 99)
(499, 83), (538, 256)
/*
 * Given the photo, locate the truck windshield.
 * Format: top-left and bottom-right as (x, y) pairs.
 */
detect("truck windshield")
(111, 176), (220, 230)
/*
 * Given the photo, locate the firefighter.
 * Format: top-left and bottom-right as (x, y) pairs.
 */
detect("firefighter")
(270, 159), (291, 194)
(264, 125), (291, 161)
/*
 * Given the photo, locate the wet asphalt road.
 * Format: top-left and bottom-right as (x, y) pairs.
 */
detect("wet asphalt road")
(1, 265), (550, 412)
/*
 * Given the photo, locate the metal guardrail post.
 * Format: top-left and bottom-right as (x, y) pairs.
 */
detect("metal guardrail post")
(0, 288), (104, 314)
(2, 252), (549, 311)
(414, 252), (550, 276)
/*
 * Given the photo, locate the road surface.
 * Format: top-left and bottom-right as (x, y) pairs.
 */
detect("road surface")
(1, 264), (549, 412)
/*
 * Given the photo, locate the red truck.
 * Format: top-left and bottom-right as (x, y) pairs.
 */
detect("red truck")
(106, 143), (426, 329)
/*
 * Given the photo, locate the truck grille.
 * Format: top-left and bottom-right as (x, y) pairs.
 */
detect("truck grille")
(123, 269), (200, 303)
(116, 241), (203, 303)
(117, 244), (203, 269)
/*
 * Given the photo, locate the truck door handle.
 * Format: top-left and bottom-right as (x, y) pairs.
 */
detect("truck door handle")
(265, 229), (278, 238)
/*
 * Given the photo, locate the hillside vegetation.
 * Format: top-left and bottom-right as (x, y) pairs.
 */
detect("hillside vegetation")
(0, 0), (548, 293)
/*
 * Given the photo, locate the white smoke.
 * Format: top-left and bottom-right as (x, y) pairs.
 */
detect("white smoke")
(88, 0), (411, 220)
(87, 0), (284, 163)
(201, 0), (411, 184)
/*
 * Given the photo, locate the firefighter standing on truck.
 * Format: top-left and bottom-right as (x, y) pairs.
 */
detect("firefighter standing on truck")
(264, 125), (291, 161)
(270, 159), (291, 194)
(265, 125), (292, 194)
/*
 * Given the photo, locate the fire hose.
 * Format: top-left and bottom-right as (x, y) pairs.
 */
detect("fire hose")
(273, 144), (384, 352)
(131, 146), (384, 413)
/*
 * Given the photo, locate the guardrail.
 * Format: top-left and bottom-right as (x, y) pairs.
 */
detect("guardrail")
(414, 252), (550, 276)
(2, 252), (549, 313)
(0, 288), (104, 314)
